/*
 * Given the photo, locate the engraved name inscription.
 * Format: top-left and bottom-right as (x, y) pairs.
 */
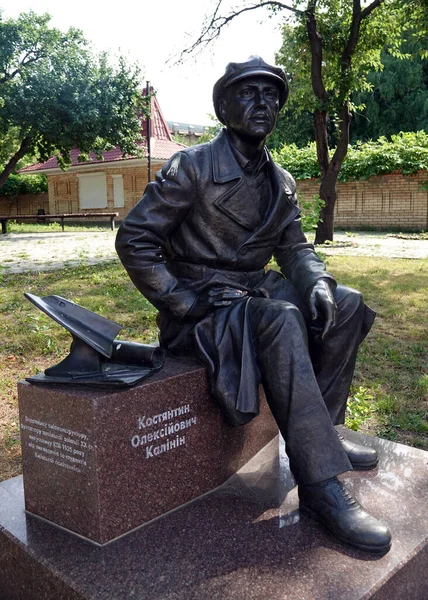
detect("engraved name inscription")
(130, 403), (197, 459)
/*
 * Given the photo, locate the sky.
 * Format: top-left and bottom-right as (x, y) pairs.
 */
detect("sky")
(1, 0), (284, 126)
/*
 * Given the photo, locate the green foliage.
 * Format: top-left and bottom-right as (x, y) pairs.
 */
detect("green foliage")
(268, 106), (314, 150)
(5, 220), (63, 233)
(341, 131), (428, 179)
(0, 173), (47, 195)
(272, 131), (428, 181)
(270, 33), (428, 148)
(300, 195), (325, 233)
(275, 3), (405, 117)
(345, 386), (375, 431)
(351, 37), (428, 143)
(271, 142), (320, 179)
(0, 10), (147, 185)
(198, 115), (222, 143)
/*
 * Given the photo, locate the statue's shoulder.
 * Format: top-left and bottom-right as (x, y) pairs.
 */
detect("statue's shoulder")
(167, 139), (212, 169)
(272, 161), (296, 194)
(160, 142), (211, 181)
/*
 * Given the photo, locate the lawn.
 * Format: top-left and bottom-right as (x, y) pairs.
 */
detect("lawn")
(0, 256), (427, 482)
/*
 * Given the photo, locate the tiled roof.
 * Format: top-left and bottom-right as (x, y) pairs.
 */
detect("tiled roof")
(20, 94), (185, 173)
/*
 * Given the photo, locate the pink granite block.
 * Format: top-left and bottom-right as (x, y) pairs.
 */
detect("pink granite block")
(18, 357), (277, 544)
(2, 433), (428, 599)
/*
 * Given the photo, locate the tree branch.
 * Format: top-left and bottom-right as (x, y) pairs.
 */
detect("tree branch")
(330, 102), (351, 174)
(0, 52), (44, 84)
(180, 1), (304, 58)
(341, 1), (362, 69)
(361, 0), (385, 19)
(306, 2), (328, 102)
(0, 136), (33, 191)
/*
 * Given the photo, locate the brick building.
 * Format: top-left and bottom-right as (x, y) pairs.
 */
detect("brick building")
(8, 94), (428, 230)
(17, 95), (185, 221)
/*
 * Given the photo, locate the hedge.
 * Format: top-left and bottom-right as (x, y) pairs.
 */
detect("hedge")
(271, 131), (428, 182)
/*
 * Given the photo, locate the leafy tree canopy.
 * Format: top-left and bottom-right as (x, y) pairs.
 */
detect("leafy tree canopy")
(273, 29), (427, 148)
(0, 11), (147, 190)
(183, 0), (428, 241)
(351, 36), (428, 142)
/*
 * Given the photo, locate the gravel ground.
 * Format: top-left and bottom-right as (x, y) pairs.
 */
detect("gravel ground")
(1, 230), (427, 275)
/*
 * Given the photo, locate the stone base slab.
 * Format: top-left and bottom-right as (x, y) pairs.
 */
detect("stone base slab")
(2, 432), (428, 599)
(18, 357), (277, 544)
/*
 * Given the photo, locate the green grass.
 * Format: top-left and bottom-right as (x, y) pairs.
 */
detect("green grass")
(0, 263), (159, 360)
(0, 255), (427, 481)
(328, 256), (428, 447)
(5, 221), (112, 234)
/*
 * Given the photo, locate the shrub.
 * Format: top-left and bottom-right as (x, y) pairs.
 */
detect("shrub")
(272, 131), (428, 182)
(0, 174), (48, 196)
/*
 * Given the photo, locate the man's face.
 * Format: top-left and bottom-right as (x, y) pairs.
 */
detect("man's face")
(220, 76), (280, 142)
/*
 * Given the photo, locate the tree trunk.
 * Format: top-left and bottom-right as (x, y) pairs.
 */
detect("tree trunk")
(312, 108), (338, 244)
(0, 136), (32, 191)
(314, 101), (352, 243)
(315, 170), (338, 244)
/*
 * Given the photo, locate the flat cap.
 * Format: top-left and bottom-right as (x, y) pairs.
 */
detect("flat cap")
(213, 56), (288, 123)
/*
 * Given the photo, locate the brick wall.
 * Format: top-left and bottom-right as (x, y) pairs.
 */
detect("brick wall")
(5, 168), (427, 230)
(0, 193), (49, 217)
(296, 170), (428, 230)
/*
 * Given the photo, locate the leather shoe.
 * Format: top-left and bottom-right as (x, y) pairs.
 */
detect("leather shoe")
(299, 477), (391, 554)
(336, 427), (378, 470)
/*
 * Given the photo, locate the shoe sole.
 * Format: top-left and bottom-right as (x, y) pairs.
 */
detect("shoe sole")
(350, 458), (379, 471)
(299, 504), (391, 554)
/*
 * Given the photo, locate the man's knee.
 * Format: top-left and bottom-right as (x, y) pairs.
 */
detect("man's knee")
(335, 285), (365, 320)
(248, 297), (306, 336)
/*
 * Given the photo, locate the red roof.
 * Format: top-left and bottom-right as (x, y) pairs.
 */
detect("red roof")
(20, 94), (185, 173)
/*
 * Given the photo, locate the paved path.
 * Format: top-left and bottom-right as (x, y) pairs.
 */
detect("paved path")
(1, 231), (427, 275)
(1, 231), (119, 275)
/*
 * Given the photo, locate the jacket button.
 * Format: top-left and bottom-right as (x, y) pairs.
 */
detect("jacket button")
(241, 248), (247, 255)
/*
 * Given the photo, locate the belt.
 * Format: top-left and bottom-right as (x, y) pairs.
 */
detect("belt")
(170, 260), (266, 287)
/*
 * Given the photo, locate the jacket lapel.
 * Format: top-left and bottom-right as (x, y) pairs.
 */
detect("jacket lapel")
(210, 131), (262, 231)
(238, 157), (300, 250)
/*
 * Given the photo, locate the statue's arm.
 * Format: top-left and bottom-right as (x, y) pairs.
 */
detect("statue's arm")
(115, 152), (199, 320)
(273, 174), (336, 301)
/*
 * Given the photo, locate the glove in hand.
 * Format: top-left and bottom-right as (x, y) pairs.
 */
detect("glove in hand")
(308, 280), (337, 339)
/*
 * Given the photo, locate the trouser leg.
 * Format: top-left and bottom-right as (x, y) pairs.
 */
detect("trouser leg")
(247, 297), (352, 485)
(309, 286), (375, 424)
(267, 280), (375, 427)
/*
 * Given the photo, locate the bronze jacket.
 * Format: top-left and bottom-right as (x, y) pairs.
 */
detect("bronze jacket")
(116, 130), (334, 317)
(115, 130), (335, 425)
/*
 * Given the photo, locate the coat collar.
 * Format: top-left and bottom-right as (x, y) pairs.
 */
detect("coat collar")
(210, 129), (246, 183)
(209, 129), (299, 237)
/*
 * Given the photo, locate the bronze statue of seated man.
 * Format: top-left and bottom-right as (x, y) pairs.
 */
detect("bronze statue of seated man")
(116, 56), (391, 554)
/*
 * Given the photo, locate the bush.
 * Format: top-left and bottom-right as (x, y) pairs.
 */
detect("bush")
(300, 195), (325, 233)
(272, 131), (428, 182)
(0, 174), (48, 196)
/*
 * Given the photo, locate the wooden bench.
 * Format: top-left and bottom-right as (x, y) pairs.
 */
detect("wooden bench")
(0, 212), (119, 234)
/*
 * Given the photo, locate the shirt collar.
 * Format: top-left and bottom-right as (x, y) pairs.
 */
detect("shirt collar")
(227, 134), (270, 175)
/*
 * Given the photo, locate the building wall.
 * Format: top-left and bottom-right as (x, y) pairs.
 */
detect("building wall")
(46, 163), (164, 220)
(0, 193), (49, 217)
(4, 169), (427, 230)
(296, 170), (428, 230)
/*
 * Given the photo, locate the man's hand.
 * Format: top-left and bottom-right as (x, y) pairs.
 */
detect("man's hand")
(186, 286), (248, 322)
(308, 280), (337, 339)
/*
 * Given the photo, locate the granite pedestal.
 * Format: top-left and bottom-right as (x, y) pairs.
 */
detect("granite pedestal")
(17, 357), (277, 544)
(1, 431), (428, 599)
